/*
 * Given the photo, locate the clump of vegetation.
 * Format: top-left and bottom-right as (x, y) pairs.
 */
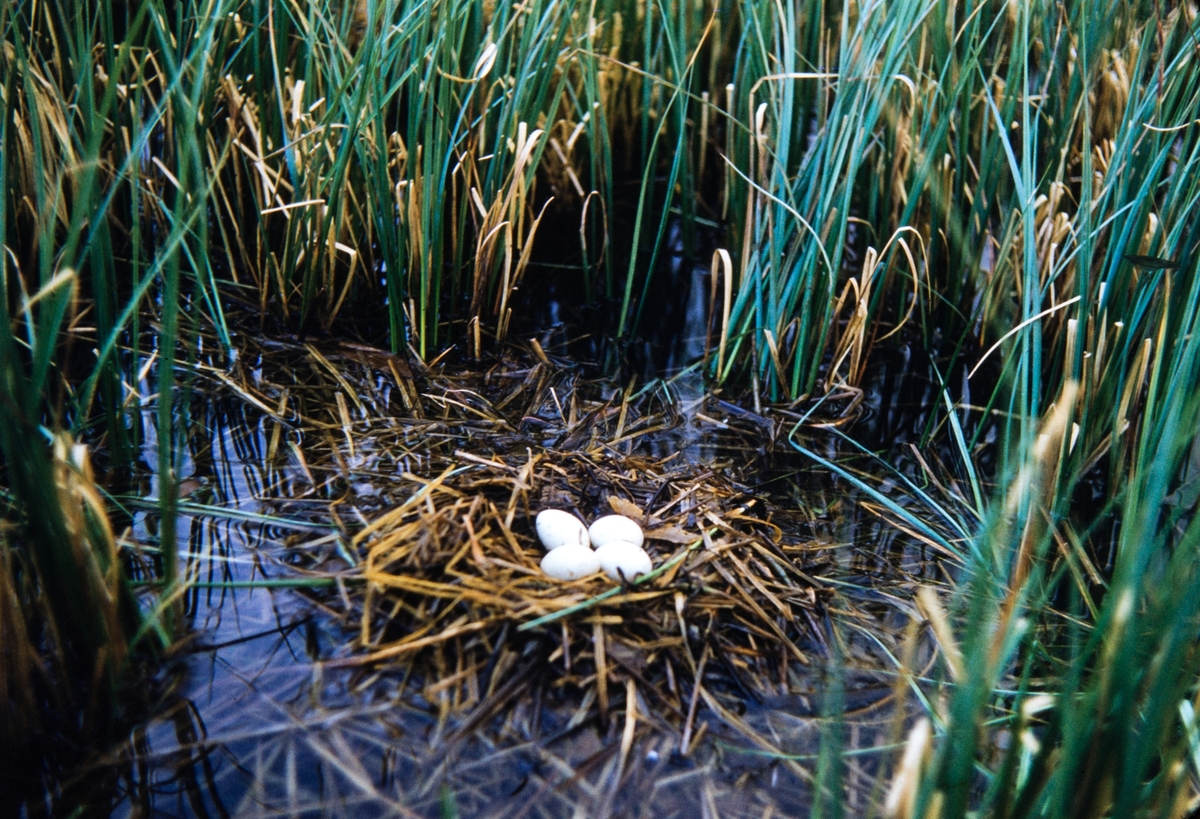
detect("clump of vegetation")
(3, 0), (1200, 813)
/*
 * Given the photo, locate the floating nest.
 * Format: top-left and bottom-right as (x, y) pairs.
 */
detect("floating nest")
(335, 440), (833, 735)
(179, 327), (922, 801)
(253, 337), (848, 752)
(77, 310), (957, 817)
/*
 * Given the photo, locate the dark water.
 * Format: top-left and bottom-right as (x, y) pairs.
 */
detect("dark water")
(28, 229), (967, 818)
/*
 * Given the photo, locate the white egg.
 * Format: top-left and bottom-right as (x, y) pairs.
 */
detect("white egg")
(588, 514), (644, 549)
(536, 509), (590, 551)
(540, 544), (600, 581)
(594, 541), (653, 583)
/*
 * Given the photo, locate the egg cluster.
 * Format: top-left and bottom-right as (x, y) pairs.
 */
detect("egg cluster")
(535, 509), (653, 583)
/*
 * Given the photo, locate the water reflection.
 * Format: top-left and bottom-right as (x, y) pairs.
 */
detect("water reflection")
(52, 397), (931, 817)
(41, 266), (957, 818)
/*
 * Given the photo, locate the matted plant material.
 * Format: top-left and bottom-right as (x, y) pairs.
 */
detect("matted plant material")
(314, 350), (836, 744)
(342, 447), (829, 703)
(51, 320), (935, 817)
(188, 325), (857, 755)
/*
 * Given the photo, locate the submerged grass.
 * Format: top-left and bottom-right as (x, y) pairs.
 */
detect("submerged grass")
(3, 0), (1200, 813)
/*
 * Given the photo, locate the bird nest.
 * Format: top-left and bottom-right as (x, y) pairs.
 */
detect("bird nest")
(181, 323), (876, 777)
(269, 339), (842, 757)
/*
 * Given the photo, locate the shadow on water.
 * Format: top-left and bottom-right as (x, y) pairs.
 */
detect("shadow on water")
(507, 213), (717, 386)
(31, 224), (972, 818)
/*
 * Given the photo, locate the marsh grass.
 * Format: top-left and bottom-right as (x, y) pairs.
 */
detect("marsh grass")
(4, 0), (1200, 813)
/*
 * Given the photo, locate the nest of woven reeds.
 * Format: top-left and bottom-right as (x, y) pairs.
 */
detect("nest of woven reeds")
(163, 318), (935, 809)
(281, 340), (840, 754)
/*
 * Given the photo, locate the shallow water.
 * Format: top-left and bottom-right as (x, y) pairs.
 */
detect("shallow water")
(29, 339), (953, 818)
(28, 221), (969, 816)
